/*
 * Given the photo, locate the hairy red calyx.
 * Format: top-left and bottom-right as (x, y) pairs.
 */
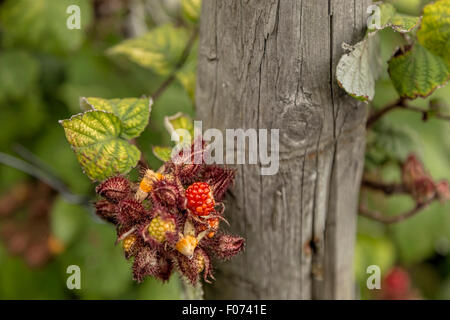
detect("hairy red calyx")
(401, 154), (450, 204)
(94, 142), (244, 285)
(96, 176), (130, 203)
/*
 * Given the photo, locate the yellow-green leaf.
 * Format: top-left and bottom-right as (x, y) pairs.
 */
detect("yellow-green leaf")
(80, 97), (152, 139)
(0, 0), (92, 53)
(107, 24), (189, 76)
(417, 0), (450, 64)
(59, 110), (140, 181)
(369, 3), (421, 33)
(182, 0), (202, 23)
(152, 146), (172, 162)
(388, 44), (450, 99)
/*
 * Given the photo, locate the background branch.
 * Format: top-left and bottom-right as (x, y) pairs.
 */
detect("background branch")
(358, 195), (436, 224)
(0, 150), (91, 209)
(366, 98), (450, 129)
(361, 178), (407, 195)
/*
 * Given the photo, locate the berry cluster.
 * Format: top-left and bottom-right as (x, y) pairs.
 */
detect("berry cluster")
(94, 142), (244, 285)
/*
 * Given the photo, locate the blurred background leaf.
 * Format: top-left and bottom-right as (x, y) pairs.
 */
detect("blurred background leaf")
(0, 0), (201, 299)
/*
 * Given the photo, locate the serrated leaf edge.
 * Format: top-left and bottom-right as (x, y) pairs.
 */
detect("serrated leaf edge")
(58, 109), (141, 181)
(387, 44), (450, 100)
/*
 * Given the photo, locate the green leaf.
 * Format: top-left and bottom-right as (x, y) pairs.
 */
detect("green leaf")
(392, 0), (423, 16)
(80, 97), (152, 139)
(164, 112), (195, 143)
(0, 0), (92, 53)
(0, 50), (40, 102)
(417, 0), (450, 64)
(107, 24), (189, 76)
(336, 35), (382, 101)
(337, 2), (419, 102)
(390, 201), (449, 264)
(59, 110), (140, 181)
(152, 146), (172, 162)
(181, 0), (202, 23)
(388, 44), (450, 99)
(369, 3), (421, 33)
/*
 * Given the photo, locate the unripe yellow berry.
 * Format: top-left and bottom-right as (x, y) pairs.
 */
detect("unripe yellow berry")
(123, 234), (137, 252)
(148, 216), (175, 243)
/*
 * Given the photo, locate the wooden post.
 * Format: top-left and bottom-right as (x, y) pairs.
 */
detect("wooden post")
(196, 0), (370, 299)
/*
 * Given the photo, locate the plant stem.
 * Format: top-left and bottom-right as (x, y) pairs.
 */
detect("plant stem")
(366, 98), (404, 129)
(367, 98), (450, 129)
(358, 195), (436, 224)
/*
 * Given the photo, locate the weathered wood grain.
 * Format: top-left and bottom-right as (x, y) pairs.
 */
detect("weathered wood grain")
(196, 0), (371, 299)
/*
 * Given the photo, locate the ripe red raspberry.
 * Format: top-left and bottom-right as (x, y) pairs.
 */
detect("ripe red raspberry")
(186, 182), (215, 216)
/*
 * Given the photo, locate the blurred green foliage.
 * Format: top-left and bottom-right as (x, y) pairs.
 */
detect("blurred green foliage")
(0, 0), (198, 299)
(356, 0), (450, 300)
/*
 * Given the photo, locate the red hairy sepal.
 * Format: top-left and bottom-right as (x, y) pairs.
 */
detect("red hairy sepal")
(94, 199), (118, 224)
(132, 246), (158, 283)
(96, 176), (130, 203)
(411, 176), (436, 204)
(151, 178), (186, 210)
(171, 139), (208, 185)
(117, 198), (147, 226)
(132, 247), (174, 283)
(203, 233), (245, 260)
(202, 166), (236, 201)
(173, 248), (214, 285)
(154, 254), (174, 282)
(197, 248), (214, 283)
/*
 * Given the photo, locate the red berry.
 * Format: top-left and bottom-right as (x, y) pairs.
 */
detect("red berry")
(384, 267), (410, 296)
(185, 182), (215, 216)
